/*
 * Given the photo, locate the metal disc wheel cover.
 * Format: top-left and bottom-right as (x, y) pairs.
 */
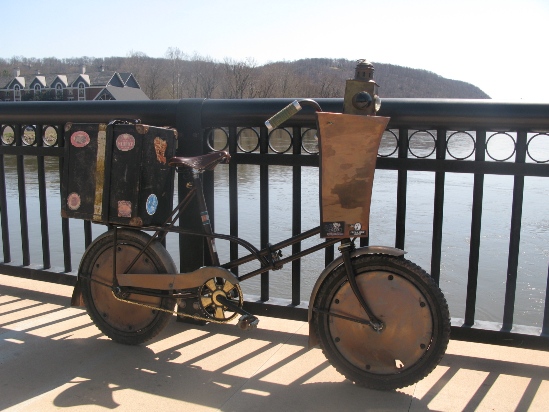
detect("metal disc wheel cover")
(90, 242), (166, 331)
(329, 270), (433, 374)
(81, 229), (177, 343)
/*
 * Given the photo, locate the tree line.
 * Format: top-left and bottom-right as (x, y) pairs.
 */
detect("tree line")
(0, 49), (490, 100)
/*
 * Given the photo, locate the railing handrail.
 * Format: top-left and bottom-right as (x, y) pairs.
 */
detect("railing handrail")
(3, 98), (549, 131)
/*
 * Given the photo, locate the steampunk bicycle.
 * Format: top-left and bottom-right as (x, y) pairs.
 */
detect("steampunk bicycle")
(71, 100), (450, 390)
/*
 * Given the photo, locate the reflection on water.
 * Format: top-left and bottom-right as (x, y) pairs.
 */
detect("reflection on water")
(1, 131), (548, 329)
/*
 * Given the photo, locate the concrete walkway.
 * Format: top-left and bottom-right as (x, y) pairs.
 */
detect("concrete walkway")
(1, 273), (548, 411)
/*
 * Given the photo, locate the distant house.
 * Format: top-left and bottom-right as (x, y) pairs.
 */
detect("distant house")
(0, 65), (149, 102)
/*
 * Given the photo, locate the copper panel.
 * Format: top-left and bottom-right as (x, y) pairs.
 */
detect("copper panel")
(328, 271), (433, 374)
(319, 113), (390, 238)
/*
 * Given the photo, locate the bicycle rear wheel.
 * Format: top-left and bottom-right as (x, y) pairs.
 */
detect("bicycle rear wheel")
(80, 229), (177, 345)
(312, 254), (450, 390)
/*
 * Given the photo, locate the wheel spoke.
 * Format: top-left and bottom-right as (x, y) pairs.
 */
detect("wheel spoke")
(201, 296), (213, 308)
(205, 279), (217, 292)
(214, 307), (225, 319)
(222, 280), (236, 294)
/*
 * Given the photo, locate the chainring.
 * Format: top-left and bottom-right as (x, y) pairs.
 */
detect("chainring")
(197, 277), (243, 322)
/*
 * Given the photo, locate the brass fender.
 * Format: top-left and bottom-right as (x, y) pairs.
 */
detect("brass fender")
(307, 246), (405, 348)
(116, 266), (239, 290)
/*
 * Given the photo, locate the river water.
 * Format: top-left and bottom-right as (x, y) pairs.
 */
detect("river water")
(1, 134), (548, 329)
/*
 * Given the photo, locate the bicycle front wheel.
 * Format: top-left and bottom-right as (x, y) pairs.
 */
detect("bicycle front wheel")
(80, 229), (177, 345)
(312, 254), (450, 390)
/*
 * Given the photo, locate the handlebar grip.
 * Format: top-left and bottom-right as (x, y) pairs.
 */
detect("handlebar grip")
(265, 100), (302, 131)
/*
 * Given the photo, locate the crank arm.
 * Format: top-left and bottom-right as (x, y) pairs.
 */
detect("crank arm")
(312, 307), (376, 327)
(215, 295), (252, 317)
(215, 295), (259, 330)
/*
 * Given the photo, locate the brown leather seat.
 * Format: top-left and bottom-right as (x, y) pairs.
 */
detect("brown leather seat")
(168, 151), (231, 171)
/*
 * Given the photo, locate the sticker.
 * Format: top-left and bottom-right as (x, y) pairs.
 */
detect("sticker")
(323, 221), (344, 236)
(118, 200), (132, 218)
(70, 131), (90, 147)
(93, 129), (107, 222)
(349, 222), (366, 237)
(67, 192), (81, 210)
(200, 211), (210, 225)
(116, 133), (135, 151)
(146, 194), (158, 215)
(154, 137), (167, 164)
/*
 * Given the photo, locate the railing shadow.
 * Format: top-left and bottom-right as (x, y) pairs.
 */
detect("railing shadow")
(2, 281), (548, 411)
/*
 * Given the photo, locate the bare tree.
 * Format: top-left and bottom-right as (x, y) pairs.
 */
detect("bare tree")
(221, 57), (257, 98)
(195, 56), (220, 98)
(126, 51), (166, 100)
(165, 47), (188, 99)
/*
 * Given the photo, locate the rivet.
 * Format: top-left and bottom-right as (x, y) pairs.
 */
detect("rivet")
(388, 275), (394, 280)
(420, 343), (426, 349)
(335, 337), (340, 343)
(335, 299), (340, 304)
(420, 301), (426, 307)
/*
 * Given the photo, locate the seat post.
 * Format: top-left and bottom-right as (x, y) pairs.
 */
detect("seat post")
(192, 170), (220, 266)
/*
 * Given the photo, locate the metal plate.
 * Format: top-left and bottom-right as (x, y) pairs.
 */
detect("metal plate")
(328, 270), (433, 374)
(90, 243), (164, 331)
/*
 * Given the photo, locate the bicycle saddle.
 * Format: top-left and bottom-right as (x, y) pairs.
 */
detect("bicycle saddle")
(169, 151), (231, 171)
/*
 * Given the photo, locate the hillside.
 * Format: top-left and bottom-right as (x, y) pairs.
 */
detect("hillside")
(281, 58), (489, 98)
(0, 55), (490, 100)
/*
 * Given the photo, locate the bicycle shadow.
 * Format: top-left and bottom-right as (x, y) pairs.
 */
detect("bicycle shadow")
(49, 321), (424, 411)
(2, 281), (548, 411)
(0, 297), (423, 411)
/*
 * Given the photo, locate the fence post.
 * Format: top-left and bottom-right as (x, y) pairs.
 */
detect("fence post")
(176, 99), (207, 273)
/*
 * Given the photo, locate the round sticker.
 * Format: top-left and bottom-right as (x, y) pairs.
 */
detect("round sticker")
(67, 193), (81, 210)
(116, 133), (135, 151)
(70, 131), (90, 148)
(146, 194), (158, 215)
(118, 200), (132, 218)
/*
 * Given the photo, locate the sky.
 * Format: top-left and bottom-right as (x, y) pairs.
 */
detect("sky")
(3, 0), (548, 102)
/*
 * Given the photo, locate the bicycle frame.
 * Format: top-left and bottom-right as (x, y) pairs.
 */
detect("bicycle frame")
(110, 167), (342, 286)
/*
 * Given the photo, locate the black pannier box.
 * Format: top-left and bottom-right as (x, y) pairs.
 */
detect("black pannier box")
(61, 121), (178, 226)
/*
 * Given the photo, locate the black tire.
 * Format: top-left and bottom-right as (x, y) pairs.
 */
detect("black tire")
(312, 254), (450, 390)
(80, 229), (177, 345)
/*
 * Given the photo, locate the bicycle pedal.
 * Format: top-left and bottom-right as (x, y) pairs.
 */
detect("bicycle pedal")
(237, 314), (259, 331)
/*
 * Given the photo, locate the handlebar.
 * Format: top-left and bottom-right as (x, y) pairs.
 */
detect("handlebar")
(265, 99), (323, 131)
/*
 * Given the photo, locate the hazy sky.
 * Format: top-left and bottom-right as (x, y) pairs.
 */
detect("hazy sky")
(4, 0), (548, 101)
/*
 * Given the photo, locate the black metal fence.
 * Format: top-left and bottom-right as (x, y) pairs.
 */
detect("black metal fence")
(1, 98), (548, 349)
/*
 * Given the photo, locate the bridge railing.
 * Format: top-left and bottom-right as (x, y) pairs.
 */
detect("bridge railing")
(1, 98), (548, 349)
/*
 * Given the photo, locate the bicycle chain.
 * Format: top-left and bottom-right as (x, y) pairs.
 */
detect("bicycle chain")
(110, 290), (234, 325)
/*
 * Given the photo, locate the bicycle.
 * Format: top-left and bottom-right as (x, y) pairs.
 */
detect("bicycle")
(71, 99), (451, 390)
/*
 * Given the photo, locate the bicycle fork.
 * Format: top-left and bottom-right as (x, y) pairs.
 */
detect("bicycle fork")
(339, 240), (384, 332)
